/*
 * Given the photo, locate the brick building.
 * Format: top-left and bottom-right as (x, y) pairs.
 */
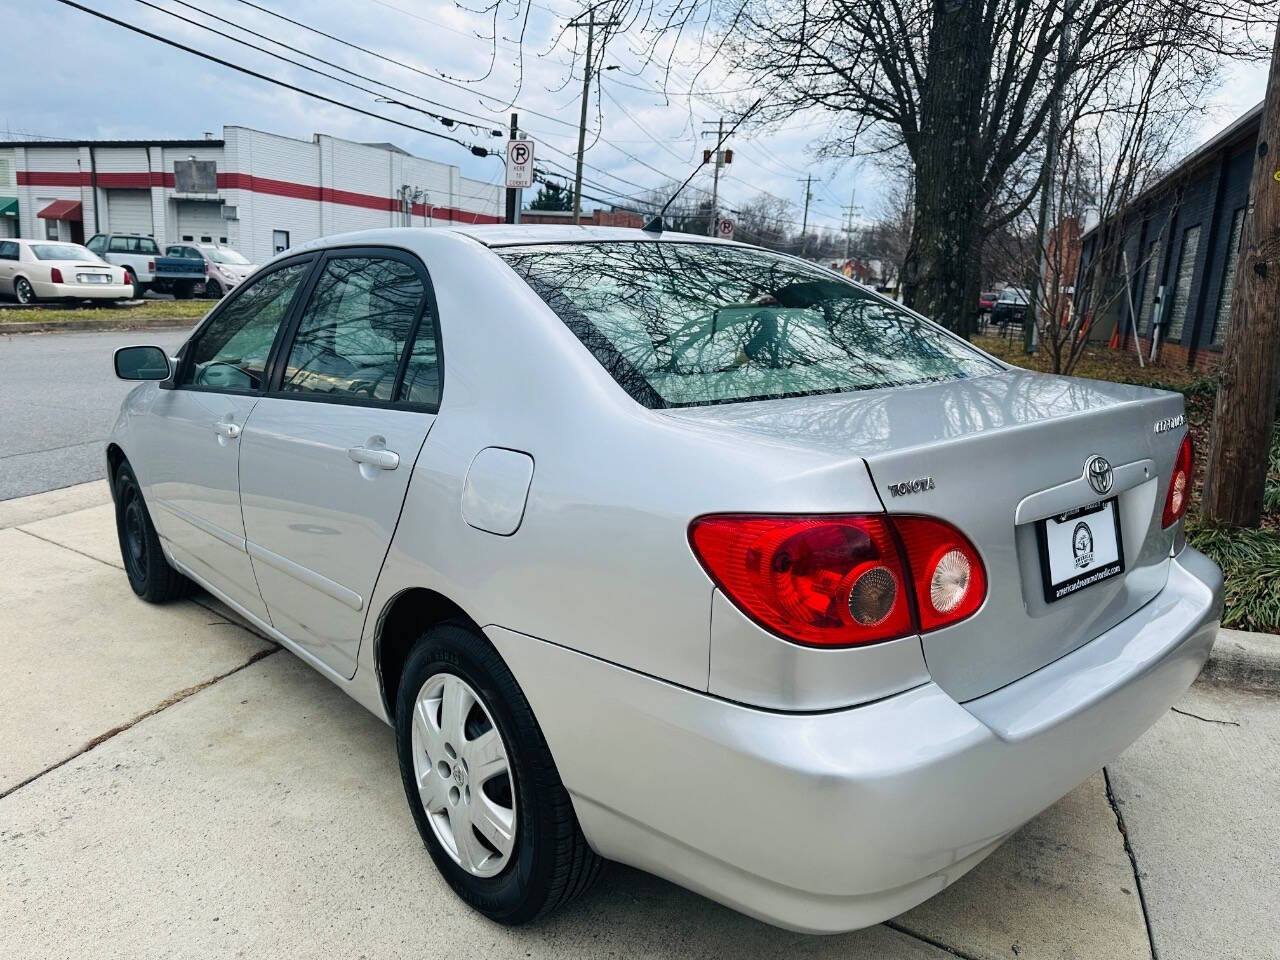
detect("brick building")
(1075, 103), (1261, 369)
(518, 207), (645, 228)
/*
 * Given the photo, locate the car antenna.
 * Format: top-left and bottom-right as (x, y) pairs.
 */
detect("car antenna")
(642, 97), (763, 235)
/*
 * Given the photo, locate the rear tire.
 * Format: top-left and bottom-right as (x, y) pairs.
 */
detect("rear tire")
(123, 268), (141, 300)
(14, 277), (35, 304)
(113, 461), (193, 603)
(395, 621), (603, 925)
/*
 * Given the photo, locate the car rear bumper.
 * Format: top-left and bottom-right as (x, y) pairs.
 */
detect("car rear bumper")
(34, 280), (132, 299)
(487, 547), (1222, 933)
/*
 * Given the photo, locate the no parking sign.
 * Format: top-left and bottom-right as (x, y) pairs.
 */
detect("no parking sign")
(505, 140), (535, 189)
(716, 218), (734, 240)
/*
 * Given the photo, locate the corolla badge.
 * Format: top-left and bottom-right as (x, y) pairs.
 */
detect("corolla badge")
(1085, 455), (1113, 496)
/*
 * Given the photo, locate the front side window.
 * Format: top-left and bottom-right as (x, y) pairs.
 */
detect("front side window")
(500, 242), (999, 408)
(279, 256), (427, 402)
(108, 236), (132, 252)
(181, 261), (310, 393)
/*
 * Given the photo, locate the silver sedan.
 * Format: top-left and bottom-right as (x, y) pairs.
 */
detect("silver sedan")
(108, 226), (1221, 933)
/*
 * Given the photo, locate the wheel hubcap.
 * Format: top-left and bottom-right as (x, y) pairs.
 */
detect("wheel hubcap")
(17, 280), (31, 303)
(410, 672), (516, 878)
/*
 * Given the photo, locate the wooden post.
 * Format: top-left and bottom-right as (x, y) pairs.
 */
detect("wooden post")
(1203, 22), (1280, 526)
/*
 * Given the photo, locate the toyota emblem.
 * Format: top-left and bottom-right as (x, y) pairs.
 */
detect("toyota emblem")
(1085, 455), (1114, 496)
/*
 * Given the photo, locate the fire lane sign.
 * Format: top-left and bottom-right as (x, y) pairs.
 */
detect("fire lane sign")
(506, 140), (535, 189)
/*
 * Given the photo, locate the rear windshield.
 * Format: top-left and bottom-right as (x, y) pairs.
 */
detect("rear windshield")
(31, 243), (96, 261)
(500, 242), (1000, 408)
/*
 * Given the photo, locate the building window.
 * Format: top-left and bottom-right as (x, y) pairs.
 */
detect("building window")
(273, 230), (290, 255)
(45, 218), (59, 240)
(1211, 207), (1246, 348)
(1164, 224), (1201, 342)
(1139, 238), (1163, 334)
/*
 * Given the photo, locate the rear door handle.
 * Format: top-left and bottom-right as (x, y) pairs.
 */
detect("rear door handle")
(348, 444), (400, 471)
(213, 420), (241, 439)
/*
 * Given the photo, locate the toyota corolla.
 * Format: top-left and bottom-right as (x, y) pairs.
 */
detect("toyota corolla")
(107, 226), (1221, 933)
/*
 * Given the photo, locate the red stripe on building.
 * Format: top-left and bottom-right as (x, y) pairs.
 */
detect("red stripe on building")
(17, 169), (501, 223)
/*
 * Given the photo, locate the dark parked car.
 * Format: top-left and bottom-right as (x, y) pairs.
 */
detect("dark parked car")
(991, 287), (1030, 326)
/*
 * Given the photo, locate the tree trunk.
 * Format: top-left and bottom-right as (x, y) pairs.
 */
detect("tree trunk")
(1203, 24), (1280, 527)
(903, 0), (987, 337)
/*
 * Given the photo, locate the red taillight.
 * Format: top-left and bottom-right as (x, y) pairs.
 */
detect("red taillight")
(148, 260), (155, 272)
(688, 513), (985, 648)
(893, 516), (987, 632)
(50, 267), (64, 283)
(1162, 434), (1194, 528)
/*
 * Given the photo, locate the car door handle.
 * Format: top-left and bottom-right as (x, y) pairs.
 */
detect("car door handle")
(212, 420), (241, 439)
(348, 445), (400, 471)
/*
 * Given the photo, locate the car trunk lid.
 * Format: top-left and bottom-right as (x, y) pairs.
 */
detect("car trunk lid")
(662, 369), (1187, 702)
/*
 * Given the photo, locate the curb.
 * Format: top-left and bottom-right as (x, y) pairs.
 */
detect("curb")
(0, 316), (195, 335)
(1203, 628), (1280, 692)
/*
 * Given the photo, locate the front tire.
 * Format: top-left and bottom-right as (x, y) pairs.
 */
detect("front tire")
(113, 461), (192, 603)
(14, 277), (35, 304)
(395, 621), (603, 925)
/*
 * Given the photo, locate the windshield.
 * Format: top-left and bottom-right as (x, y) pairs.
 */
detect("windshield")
(31, 243), (98, 262)
(205, 246), (250, 265)
(500, 242), (1000, 408)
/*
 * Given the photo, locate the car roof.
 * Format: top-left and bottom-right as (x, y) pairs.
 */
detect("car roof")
(438, 224), (735, 248)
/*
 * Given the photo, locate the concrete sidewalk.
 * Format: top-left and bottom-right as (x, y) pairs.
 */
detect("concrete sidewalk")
(1, 482), (1275, 959)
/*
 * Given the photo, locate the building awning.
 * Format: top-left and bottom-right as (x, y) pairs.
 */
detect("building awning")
(37, 199), (82, 221)
(0, 197), (17, 218)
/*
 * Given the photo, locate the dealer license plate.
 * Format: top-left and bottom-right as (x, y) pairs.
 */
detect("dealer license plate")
(1035, 499), (1125, 603)
(78, 273), (110, 283)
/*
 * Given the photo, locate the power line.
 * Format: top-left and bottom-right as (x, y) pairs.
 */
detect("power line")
(133, 0), (505, 138)
(53, 0), (495, 156)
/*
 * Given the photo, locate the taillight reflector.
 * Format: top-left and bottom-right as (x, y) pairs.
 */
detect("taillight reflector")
(689, 513), (986, 648)
(1162, 434), (1194, 528)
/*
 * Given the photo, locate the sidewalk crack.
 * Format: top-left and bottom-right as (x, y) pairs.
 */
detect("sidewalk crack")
(1170, 706), (1239, 726)
(0, 647), (279, 802)
(1103, 766), (1160, 960)
(14, 525), (124, 571)
(884, 920), (984, 959)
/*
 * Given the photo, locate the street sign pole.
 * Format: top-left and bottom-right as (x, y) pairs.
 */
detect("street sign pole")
(505, 113), (518, 225)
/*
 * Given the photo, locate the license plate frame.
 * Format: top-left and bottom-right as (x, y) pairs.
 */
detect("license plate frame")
(1035, 498), (1125, 604)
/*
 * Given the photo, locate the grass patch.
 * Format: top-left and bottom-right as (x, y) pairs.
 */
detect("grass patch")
(0, 299), (211, 324)
(976, 332), (1280, 634)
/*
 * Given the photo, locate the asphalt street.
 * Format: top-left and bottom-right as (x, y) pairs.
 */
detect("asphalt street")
(0, 328), (190, 500)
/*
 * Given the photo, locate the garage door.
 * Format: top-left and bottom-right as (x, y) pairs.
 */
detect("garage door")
(176, 200), (226, 244)
(106, 189), (153, 235)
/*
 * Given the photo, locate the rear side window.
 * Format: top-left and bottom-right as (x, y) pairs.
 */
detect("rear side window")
(500, 242), (999, 408)
(181, 261), (310, 393)
(279, 256), (427, 403)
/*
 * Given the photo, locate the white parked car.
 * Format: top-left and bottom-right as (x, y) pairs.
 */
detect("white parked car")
(0, 238), (131, 303)
(108, 226), (1219, 933)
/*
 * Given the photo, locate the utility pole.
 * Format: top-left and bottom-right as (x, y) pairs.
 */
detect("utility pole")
(505, 112), (518, 225)
(700, 118), (733, 236)
(567, 7), (618, 225)
(798, 174), (815, 257)
(842, 185), (857, 262)
(1203, 21), (1280, 527)
(1027, 14), (1072, 354)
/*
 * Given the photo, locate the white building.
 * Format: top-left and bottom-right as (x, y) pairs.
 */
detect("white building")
(0, 126), (502, 262)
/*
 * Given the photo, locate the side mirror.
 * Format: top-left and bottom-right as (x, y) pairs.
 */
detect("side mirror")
(114, 345), (171, 381)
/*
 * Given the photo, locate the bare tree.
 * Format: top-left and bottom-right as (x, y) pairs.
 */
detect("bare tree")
(471, 0), (1271, 340)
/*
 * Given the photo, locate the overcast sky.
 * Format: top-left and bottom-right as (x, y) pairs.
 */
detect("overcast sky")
(2, 0), (1271, 236)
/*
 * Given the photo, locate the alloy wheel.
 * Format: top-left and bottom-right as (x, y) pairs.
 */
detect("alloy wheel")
(15, 278), (34, 304)
(410, 672), (517, 878)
